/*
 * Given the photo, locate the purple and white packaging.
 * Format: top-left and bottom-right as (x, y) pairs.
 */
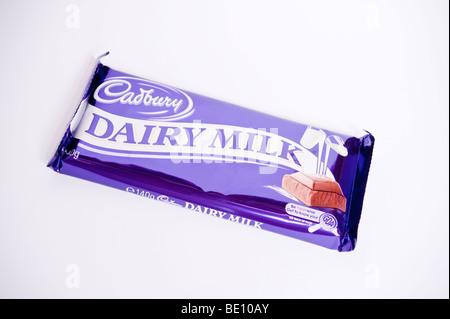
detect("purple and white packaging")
(48, 55), (374, 252)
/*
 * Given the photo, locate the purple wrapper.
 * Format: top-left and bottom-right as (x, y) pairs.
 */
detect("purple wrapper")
(48, 55), (374, 251)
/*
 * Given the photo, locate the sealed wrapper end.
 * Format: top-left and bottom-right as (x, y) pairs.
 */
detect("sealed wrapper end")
(48, 56), (375, 252)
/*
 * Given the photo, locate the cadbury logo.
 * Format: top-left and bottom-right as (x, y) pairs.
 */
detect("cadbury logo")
(93, 76), (194, 121)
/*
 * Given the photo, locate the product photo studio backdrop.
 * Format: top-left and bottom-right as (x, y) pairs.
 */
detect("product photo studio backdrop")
(0, 0), (448, 298)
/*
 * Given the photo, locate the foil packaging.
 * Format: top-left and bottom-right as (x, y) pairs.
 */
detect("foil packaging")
(48, 56), (374, 251)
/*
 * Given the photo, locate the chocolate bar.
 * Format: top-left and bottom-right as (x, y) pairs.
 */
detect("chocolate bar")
(282, 172), (347, 212)
(48, 54), (375, 251)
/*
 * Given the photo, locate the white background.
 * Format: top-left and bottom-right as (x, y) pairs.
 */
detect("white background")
(0, 0), (448, 299)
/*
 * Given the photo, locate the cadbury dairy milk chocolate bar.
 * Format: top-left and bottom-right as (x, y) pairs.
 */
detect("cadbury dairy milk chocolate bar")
(48, 56), (374, 251)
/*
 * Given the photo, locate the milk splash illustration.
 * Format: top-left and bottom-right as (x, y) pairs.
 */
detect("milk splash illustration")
(300, 126), (348, 177)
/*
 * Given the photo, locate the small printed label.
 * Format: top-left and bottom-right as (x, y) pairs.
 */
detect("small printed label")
(285, 203), (338, 233)
(185, 202), (264, 229)
(319, 213), (338, 230)
(156, 194), (183, 207)
(285, 203), (322, 223)
(61, 146), (80, 159)
(124, 186), (264, 230)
